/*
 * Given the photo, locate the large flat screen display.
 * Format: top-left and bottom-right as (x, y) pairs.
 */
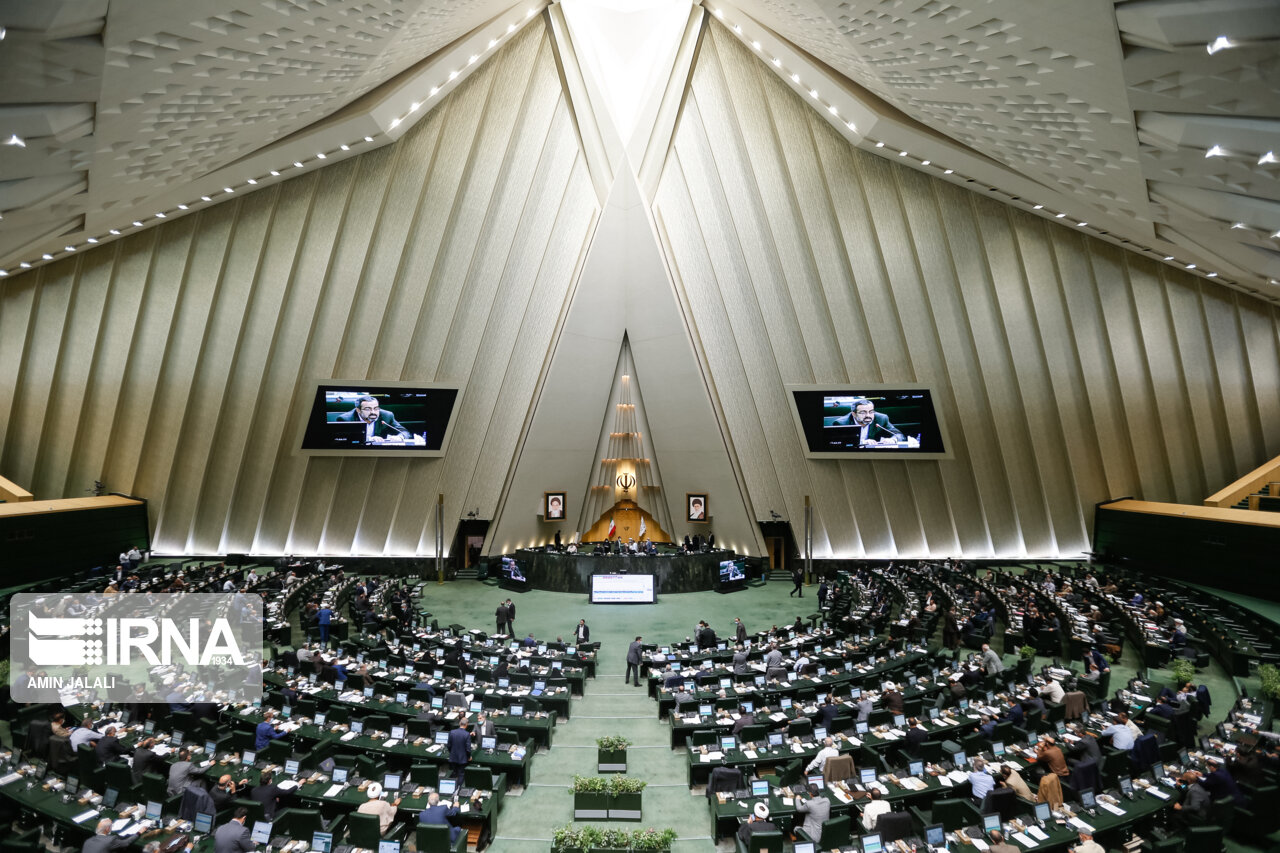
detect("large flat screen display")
(590, 574), (655, 604)
(298, 381), (461, 457)
(788, 384), (951, 460)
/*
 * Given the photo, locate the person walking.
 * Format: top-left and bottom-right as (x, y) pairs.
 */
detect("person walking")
(790, 567), (804, 597)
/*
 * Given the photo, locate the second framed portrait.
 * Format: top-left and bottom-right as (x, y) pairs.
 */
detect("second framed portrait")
(545, 492), (566, 520)
(687, 493), (708, 522)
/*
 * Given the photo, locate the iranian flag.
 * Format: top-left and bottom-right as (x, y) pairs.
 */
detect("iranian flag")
(607, 517), (616, 538)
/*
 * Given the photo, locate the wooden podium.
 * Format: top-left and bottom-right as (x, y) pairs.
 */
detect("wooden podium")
(583, 499), (670, 542)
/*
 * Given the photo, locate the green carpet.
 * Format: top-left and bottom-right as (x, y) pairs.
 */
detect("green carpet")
(415, 576), (818, 851)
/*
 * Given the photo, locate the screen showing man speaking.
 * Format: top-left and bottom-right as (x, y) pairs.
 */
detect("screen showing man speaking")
(300, 384), (459, 456)
(789, 385), (950, 459)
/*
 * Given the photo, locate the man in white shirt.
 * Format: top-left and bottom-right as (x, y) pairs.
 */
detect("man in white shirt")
(223, 577), (237, 592)
(70, 718), (103, 750)
(861, 788), (892, 831)
(1040, 677), (1065, 704)
(804, 737), (839, 774)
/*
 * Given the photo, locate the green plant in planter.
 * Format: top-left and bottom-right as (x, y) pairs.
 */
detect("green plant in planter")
(630, 828), (678, 851)
(1019, 645), (1037, 660)
(1170, 658), (1196, 686)
(597, 734), (632, 751)
(607, 775), (648, 796)
(1259, 664), (1280, 701)
(571, 774), (608, 794)
(598, 828), (633, 849)
(552, 824), (583, 851)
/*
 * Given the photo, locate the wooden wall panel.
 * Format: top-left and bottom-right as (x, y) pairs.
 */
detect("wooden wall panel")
(650, 22), (1280, 557)
(0, 20), (599, 558)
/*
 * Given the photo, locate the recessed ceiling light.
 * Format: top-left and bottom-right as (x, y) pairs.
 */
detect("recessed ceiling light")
(1164, 256), (1174, 261)
(752, 41), (761, 50)
(364, 136), (373, 143)
(1056, 212), (1066, 218)
(1186, 263), (1197, 269)
(1033, 204), (1043, 210)
(921, 160), (930, 166)
(201, 195), (212, 201)
(293, 162), (304, 168)
(109, 229), (120, 235)
(155, 212), (165, 218)
(1077, 221), (1087, 227)
(1259, 151), (1277, 165)
(247, 178), (257, 184)
(270, 170), (280, 177)
(42, 253), (52, 260)
(20, 262), (31, 268)
(4, 134), (24, 147)
(316, 152), (326, 159)
(1205, 145), (1226, 158)
(875, 141), (884, 148)
(944, 169), (953, 174)
(132, 221), (143, 227)
(340, 144), (349, 151)
(86, 238), (98, 244)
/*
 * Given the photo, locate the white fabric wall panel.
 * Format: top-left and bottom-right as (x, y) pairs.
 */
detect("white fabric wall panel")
(652, 22), (1280, 558)
(0, 20), (599, 557)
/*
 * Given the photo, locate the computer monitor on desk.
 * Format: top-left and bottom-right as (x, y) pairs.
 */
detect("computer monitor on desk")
(794, 844), (815, 853)
(925, 825), (945, 850)
(861, 833), (884, 853)
(909, 760), (924, 777)
(982, 813), (1001, 833)
(1034, 802), (1051, 822)
(251, 822), (272, 845)
(751, 779), (769, 797)
(439, 778), (457, 796)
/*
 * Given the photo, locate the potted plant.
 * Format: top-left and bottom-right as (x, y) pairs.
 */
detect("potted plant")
(607, 775), (647, 820)
(571, 774), (609, 819)
(594, 828), (633, 853)
(1259, 664), (1280, 701)
(551, 824), (590, 853)
(1170, 657), (1196, 688)
(597, 734), (631, 772)
(629, 828), (677, 852)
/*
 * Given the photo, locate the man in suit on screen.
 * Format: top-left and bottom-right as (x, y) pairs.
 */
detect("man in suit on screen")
(832, 398), (904, 445)
(335, 395), (412, 443)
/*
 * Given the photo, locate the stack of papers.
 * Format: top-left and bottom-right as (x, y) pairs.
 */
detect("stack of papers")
(1026, 826), (1049, 841)
(1099, 802), (1126, 816)
(1011, 832), (1037, 848)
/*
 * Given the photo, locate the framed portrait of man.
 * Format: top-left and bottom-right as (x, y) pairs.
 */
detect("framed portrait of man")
(545, 492), (566, 520)
(687, 493), (708, 522)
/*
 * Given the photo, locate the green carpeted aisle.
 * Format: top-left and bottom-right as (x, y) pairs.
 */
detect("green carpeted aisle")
(414, 576), (818, 851)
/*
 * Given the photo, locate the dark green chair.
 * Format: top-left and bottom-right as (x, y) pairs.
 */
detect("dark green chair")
(274, 808), (345, 840)
(416, 824), (466, 853)
(1183, 826), (1224, 853)
(734, 829), (785, 853)
(910, 797), (981, 832)
(233, 798), (266, 824)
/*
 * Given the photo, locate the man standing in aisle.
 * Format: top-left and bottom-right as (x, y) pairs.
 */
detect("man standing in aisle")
(626, 636), (643, 687)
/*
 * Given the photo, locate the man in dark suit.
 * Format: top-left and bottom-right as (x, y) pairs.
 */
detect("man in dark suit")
(471, 712), (497, 743)
(214, 807), (256, 853)
(83, 819), (131, 853)
(626, 637), (643, 687)
(831, 398), (904, 445)
(448, 721), (472, 782)
(734, 618), (747, 644)
(495, 601), (508, 636)
(418, 792), (462, 844)
(95, 726), (130, 766)
(248, 770), (292, 819)
(335, 396), (412, 443)
(574, 619), (590, 643)
(130, 738), (161, 785)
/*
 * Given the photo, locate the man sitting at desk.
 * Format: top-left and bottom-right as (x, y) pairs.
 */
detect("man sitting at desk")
(419, 792), (463, 844)
(830, 398), (905, 446)
(737, 802), (778, 847)
(83, 819), (131, 853)
(860, 788), (891, 831)
(335, 396), (412, 444)
(796, 783), (831, 838)
(357, 783), (402, 834)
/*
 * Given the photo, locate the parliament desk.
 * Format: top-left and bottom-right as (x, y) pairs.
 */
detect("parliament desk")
(512, 549), (742, 594)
